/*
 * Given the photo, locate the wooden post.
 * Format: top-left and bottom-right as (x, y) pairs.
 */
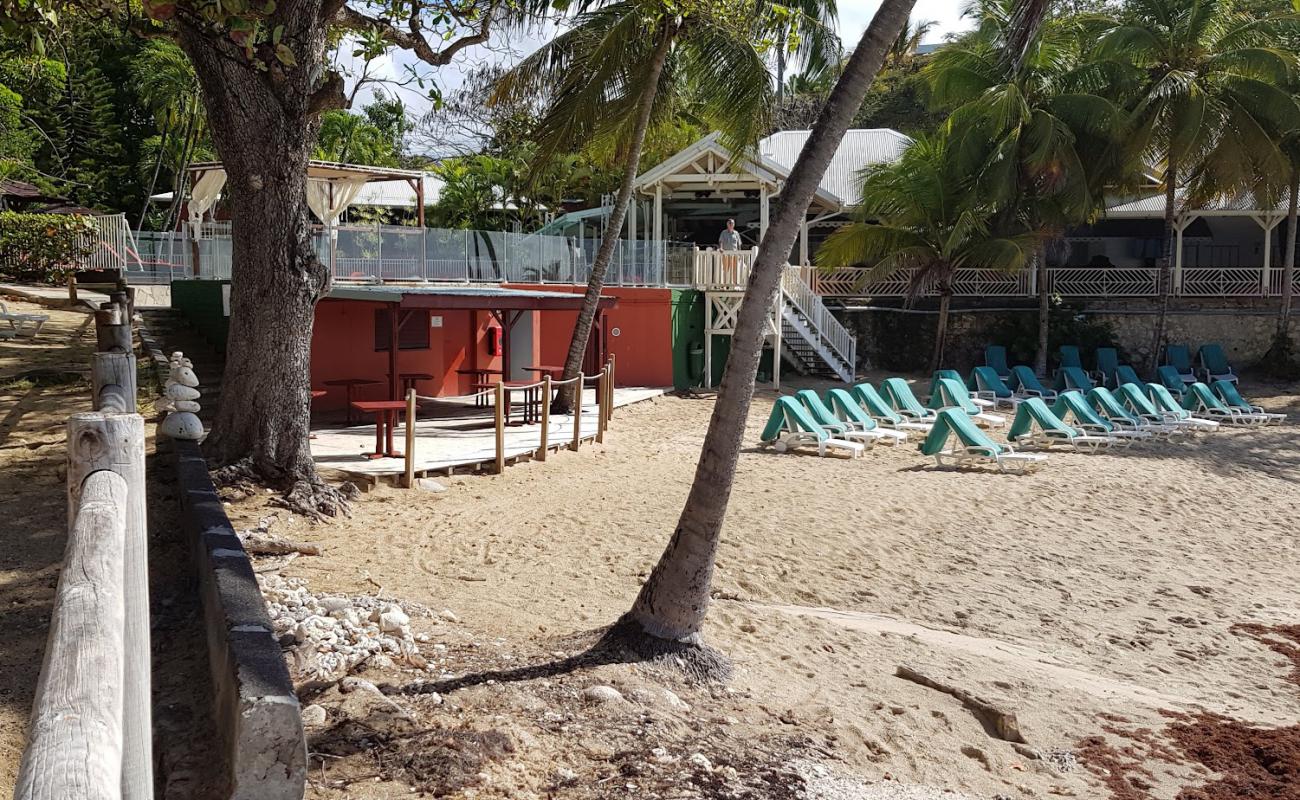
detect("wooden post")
(94, 305), (132, 354)
(404, 389), (416, 488)
(606, 353), (616, 422)
(67, 274), (78, 303)
(597, 370), (608, 444)
(15, 469), (127, 800)
(538, 375), (551, 461)
(571, 372), (583, 451)
(494, 382), (505, 474)
(65, 412), (151, 799)
(92, 352), (137, 414)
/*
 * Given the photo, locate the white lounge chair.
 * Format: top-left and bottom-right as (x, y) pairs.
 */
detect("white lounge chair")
(0, 302), (49, 338)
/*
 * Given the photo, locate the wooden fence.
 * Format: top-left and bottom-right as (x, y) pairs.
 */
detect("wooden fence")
(15, 291), (152, 800)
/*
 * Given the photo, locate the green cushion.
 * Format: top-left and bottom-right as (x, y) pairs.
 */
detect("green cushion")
(761, 396), (829, 443)
(919, 408), (1003, 457)
(1008, 396), (1079, 441)
(827, 389), (879, 430)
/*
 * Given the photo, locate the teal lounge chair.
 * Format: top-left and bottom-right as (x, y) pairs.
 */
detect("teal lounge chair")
(1145, 383), (1219, 432)
(1115, 365), (1144, 387)
(759, 396), (865, 457)
(1183, 382), (1266, 426)
(1211, 380), (1285, 424)
(1163, 344), (1196, 383)
(827, 389), (909, 444)
(1055, 366), (1096, 393)
(1198, 344), (1238, 385)
(1059, 345), (1084, 371)
(1116, 383), (1192, 435)
(985, 345), (1012, 380)
(1156, 365), (1189, 399)
(918, 408), (1046, 472)
(794, 389), (886, 447)
(881, 378), (939, 421)
(1010, 365), (1057, 401)
(1053, 390), (1148, 445)
(849, 383), (933, 432)
(926, 369), (972, 406)
(1007, 397), (1111, 452)
(1095, 347), (1120, 387)
(928, 376), (1006, 428)
(970, 366), (1021, 410)
(1089, 386), (1175, 438)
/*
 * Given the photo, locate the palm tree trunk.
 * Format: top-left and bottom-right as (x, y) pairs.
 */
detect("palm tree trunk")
(931, 289), (951, 373)
(553, 23), (674, 413)
(1278, 168), (1298, 339)
(1150, 160), (1177, 371)
(1034, 245), (1049, 375)
(626, 0), (916, 647)
(776, 28), (787, 106)
(139, 122), (172, 230)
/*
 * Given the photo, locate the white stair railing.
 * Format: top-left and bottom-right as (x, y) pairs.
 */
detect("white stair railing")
(779, 266), (855, 379)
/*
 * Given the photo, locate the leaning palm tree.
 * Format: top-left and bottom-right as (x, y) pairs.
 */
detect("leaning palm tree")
(492, 0), (838, 411)
(927, 0), (1124, 375)
(133, 40), (204, 229)
(619, 0), (916, 666)
(817, 134), (1040, 371)
(1094, 0), (1297, 368)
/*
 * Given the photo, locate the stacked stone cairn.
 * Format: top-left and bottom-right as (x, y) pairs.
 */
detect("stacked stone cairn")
(158, 351), (204, 440)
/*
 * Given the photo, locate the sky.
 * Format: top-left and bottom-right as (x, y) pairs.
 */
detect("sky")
(341, 3), (974, 153)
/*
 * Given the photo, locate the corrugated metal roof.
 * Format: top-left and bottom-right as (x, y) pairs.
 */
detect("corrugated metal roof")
(758, 129), (912, 205)
(1106, 189), (1286, 217)
(328, 284), (594, 302)
(352, 174), (444, 208)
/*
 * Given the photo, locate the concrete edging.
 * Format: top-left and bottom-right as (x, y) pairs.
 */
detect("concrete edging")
(172, 440), (306, 799)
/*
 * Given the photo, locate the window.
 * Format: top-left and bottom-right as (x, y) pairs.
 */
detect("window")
(374, 309), (430, 351)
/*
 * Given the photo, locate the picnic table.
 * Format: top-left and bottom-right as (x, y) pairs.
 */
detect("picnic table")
(400, 372), (435, 396)
(457, 368), (504, 407)
(523, 365), (566, 380)
(472, 380), (545, 426)
(351, 400), (409, 459)
(325, 378), (381, 424)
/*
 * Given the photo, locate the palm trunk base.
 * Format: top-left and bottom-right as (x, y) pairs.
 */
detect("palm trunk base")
(1258, 332), (1300, 380)
(597, 614), (733, 683)
(211, 456), (358, 519)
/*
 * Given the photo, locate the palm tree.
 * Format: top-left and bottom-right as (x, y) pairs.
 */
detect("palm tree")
(132, 40), (204, 229)
(1094, 0), (1296, 369)
(926, 0), (1124, 374)
(885, 18), (935, 69)
(493, 0), (837, 411)
(817, 134), (1040, 371)
(620, 0), (917, 661)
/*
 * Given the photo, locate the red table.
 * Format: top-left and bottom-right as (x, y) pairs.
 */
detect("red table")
(400, 372), (435, 396)
(473, 380), (543, 425)
(351, 400), (409, 459)
(457, 368), (504, 407)
(326, 378), (381, 424)
(524, 365), (566, 380)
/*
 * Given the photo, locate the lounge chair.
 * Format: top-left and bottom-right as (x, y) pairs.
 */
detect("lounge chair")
(0, 301), (49, 338)
(970, 366), (1022, 410)
(1144, 383), (1220, 432)
(849, 383), (933, 432)
(1162, 344), (1196, 384)
(928, 376), (1006, 428)
(881, 378), (939, 422)
(1052, 390), (1149, 445)
(759, 396), (865, 457)
(1156, 365), (1189, 400)
(794, 390), (887, 447)
(1094, 347), (1120, 387)
(1088, 386), (1178, 439)
(1055, 366), (1096, 393)
(1114, 365), (1144, 388)
(984, 345), (1013, 381)
(1010, 365), (1057, 402)
(1058, 345), (1084, 373)
(1115, 383), (1195, 436)
(1198, 344), (1238, 385)
(826, 389), (909, 444)
(1007, 397), (1112, 452)
(1182, 382), (1268, 426)
(1210, 380), (1285, 425)
(928, 369), (993, 410)
(919, 408), (1046, 472)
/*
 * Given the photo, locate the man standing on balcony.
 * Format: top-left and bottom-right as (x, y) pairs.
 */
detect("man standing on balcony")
(718, 218), (742, 251)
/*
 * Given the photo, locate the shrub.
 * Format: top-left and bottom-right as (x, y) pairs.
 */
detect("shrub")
(0, 212), (97, 283)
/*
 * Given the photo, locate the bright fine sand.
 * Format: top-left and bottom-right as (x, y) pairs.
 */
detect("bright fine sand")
(222, 375), (1300, 800)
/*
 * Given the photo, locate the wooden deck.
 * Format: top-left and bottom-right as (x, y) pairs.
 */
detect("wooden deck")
(311, 387), (664, 484)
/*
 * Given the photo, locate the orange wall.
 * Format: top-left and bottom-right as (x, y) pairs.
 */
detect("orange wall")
(506, 284), (674, 388)
(310, 300), (505, 411)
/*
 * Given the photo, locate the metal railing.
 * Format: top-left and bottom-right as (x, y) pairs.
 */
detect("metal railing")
(780, 265), (856, 374)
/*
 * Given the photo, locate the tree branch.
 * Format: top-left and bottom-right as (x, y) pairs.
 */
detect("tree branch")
(335, 0), (499, 67)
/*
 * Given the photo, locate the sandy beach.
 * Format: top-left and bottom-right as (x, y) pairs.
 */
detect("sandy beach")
(214, 374), (1300, 799)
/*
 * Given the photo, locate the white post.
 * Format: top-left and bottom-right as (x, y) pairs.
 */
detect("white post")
(1255, 214), (1281, 294)
(654, 184), (664, 282)
(1173, 217), (1186, 295)
(704, 299), (713, 389)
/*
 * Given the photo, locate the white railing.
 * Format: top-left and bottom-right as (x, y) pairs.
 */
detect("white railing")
(1047, 267), (1160, 297)
(780, 265), (856, 373)
(81, 214), (142, 272)
(1180, 267), (1265, 297)
(692, 247), (759, 289)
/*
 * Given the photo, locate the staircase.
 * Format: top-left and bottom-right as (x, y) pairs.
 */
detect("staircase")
(694, 249), (857, 383)
(138, 308), (225, 423)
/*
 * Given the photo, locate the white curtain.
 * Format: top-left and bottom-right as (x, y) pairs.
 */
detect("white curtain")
(307, 177), (369, 227)
(187, 170), (227, 231)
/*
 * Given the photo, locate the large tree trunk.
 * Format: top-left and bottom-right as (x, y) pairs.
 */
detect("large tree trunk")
(1034, 245), (1049, 376)
(930, 289), (951, 373)
(553, 25), (674, 413)
(178, 16), (346, 516)
(1150, 160), (1177, 372)
(1279, 169), (1298, 339)
(625, 0), (915, 648)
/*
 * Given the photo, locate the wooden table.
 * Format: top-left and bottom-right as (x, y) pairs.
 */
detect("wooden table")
(351, 400), (409, 459)
(523, 365), (566, 380)
(325, 378), (381, 424)
(400, 372), (435, 397)
(457, 368), (504, 406)
(473, 380), (544, 426)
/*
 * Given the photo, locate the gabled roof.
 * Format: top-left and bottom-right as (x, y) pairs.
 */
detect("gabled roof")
(1106, 189), (1287, 218)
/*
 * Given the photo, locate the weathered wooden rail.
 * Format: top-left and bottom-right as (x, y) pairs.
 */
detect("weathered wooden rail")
(15, 292), (152, 800)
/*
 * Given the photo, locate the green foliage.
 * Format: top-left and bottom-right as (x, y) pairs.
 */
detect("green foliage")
(0, 211), (95, 281)
(316, 93), (411, 167)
